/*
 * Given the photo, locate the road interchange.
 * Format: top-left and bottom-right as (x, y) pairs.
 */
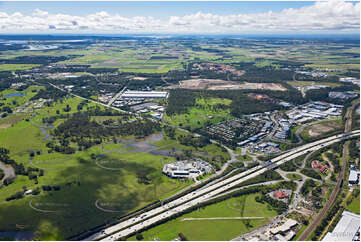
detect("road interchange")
(84, 130), (359, 241)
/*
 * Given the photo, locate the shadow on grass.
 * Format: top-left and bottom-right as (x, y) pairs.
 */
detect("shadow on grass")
(0, 153), (158, 240)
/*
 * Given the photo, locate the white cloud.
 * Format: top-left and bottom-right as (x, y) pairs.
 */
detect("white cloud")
(0, 0), (358, 33)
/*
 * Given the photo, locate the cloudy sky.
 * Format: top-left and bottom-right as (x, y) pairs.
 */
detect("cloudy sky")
(0, 1), (359, 34)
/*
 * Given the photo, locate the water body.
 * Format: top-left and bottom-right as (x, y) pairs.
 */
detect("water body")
(121, 133), (164, 153)
(149, 149), (179, 157)
(102, 133), (181, 157)
(4, 93), (25, 98)
(0, 231), (34, 241)
(39, 124), (53, 141)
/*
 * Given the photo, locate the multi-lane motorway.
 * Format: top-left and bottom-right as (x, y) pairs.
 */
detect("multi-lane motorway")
(84, 130), (359, 241)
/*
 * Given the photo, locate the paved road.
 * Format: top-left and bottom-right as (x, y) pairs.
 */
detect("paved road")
(298, 100), (358, 241)
(107, 86), (127, 106)
(41, 81), (246, 239)
(47, 81), (237, 173)
(182, 217), (264, 221)
(84, 131), (359, 241)
(33, 80), (358, 241)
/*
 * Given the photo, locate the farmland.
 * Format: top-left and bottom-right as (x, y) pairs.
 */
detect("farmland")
(0, 34), (358, 241)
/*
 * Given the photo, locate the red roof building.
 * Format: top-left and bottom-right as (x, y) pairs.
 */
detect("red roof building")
(311, 160), (328, 173)
(274, 190), (289, 199)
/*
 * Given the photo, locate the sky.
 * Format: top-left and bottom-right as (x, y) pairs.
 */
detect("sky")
(0, 1), (359, 34)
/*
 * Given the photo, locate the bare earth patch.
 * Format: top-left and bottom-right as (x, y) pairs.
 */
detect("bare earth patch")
(0, 113), (26, 129)
(167, 79), (286, 91)
(132, 77), (148, 80)
(308, 121), (342, 137)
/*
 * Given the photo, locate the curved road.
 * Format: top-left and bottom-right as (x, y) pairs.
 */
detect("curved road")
(298, 99), (359, 241)
(84, 130), (359, 241)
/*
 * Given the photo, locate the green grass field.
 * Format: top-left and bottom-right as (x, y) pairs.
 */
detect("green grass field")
(127, 193), (277, 241)
(0, 94), (231, 240)
(286, 173), (302, 181)
(0, 85), (44, 108)
(0, 64), (41, 71)
(0, 130), (195, 240)
(346, 194), (360, 214)
(164, 97), (233, 130)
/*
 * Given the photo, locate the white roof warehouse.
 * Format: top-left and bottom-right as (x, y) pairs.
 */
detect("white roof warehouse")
(322, 211), (360, 241)
(121, 91), (169, 99)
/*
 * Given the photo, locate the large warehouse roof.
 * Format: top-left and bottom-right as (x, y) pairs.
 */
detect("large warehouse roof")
(121, 90), (168, 99)
(322, 211), (360, 241)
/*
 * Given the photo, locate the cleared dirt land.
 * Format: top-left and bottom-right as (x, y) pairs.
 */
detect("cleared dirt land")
(168, 79), (286, 91)
(306, 120), (342, 138)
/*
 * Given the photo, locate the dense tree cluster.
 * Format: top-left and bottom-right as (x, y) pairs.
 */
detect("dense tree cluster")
(163, 126), (176, 139)
(5, 191), (24, 201)
(166, 89), (198, 115)
(300, 168), (322, 180)
(50, 112), (161, 153)
(255, 194), (288, 214)
(300, 179), (316, 196)
(237, 170), (282, 187)
(0, 55), (78, 65)
(0, 72), (13, 92)
(42, 185), (61, 191)
(349, 139), (360, 169)
(312, 198), (343, 240)
(30, 86), (67, 101)
(165, 89), (286, 117)
(306, 83), (359, 103)
(177, 134), (210, 148)
(239, 64), (295, 83)
(325, 152), (341, 174)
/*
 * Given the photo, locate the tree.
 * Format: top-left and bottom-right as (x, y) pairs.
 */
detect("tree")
(178, 233), (188, 241)
(135, 233), (144, 241)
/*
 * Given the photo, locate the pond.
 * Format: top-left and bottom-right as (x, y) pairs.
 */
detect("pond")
(121, 133), (164, 153)
(4, 93), (26, 98)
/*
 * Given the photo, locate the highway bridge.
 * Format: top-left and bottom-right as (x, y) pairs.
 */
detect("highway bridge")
(84, 130), (359, 241)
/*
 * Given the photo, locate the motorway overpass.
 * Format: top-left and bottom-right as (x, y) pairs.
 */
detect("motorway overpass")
(84, 130), (359, 241)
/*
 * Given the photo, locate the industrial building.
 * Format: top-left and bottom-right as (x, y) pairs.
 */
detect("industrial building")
(269, 219), (298, 235)
(348, 167), (360, 185)
(329, 91), (358, 100)
(322, 211), (360, 241)
(121, 90), (169, 100)
(285, 101), (343, 125)
(162, 159), (213, 179)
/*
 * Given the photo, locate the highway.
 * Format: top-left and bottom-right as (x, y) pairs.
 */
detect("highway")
(84, 130), (359, 241)
(107, 86), (127, 106)
(298, 99), (359, 240)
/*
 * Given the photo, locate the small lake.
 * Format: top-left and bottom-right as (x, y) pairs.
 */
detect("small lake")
(4, 93), (26, 98)
(121, 133), (164, 153)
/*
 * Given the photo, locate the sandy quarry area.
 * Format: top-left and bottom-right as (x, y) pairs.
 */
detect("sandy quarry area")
(168, 78), (286, 91)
